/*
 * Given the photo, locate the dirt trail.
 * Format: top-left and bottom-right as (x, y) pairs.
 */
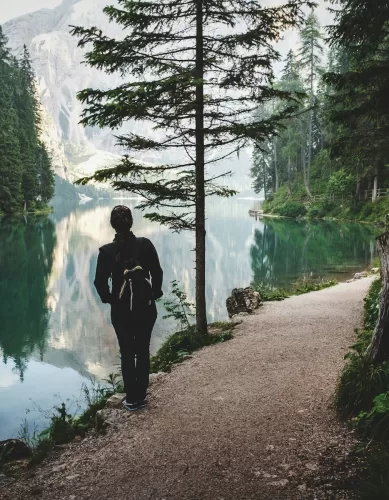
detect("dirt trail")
(3, 278), (374, 500)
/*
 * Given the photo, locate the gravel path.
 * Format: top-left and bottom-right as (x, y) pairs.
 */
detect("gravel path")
(2, 278), (373, 500)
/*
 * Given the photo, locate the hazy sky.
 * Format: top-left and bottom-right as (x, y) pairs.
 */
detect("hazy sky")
(0, 0), (61, 24)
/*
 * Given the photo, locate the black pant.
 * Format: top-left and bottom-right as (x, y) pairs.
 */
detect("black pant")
(111, 303), (157, 402)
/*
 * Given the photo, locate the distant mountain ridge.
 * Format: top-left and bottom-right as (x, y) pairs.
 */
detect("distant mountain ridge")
(3, 0), (255, 194)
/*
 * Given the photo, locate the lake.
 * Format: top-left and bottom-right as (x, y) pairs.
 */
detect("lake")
(0, 198), (379, 439)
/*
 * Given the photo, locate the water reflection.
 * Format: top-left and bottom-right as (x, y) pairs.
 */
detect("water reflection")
(0, 200), (380, 438)
(0, 217), (56, 381)
(251, 218), (378, 288)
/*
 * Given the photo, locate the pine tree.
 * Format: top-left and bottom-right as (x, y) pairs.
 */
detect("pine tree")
(251, 145), (273, 199)
(72, 0), (311, 334)
(0, 27), (23, 213)
(297, 10), (324, 196)
(37, 142), (55, 203)
(17, 46), (41, 209)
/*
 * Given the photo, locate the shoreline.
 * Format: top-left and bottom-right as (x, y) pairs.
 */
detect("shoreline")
(255, 210), (384, 227)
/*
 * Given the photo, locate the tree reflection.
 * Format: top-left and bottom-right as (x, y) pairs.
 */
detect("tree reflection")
(251, 219), (378, 289)
(0, 217), (55, 380)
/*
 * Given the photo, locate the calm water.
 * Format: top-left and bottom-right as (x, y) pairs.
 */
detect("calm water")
(0, 198), (379, 439)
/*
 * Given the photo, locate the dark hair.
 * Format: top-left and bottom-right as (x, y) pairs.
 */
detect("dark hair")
(110, 205), (133, 232)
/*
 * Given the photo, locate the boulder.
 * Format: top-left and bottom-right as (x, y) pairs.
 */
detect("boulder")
(226, 287), (261, 318)
(0, 439), (31, 463)
(105, 393), (126, 409)
(371, 267), (380, 274)
(95, 409), (122, 429)
(354, 272), (368, 280)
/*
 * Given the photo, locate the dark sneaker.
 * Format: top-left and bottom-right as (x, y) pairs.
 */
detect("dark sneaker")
(138, 398), (148, 409)
(122, 400), (138, 412)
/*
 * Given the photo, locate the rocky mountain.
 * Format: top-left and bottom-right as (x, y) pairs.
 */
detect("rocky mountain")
(3, 0), (254, 193)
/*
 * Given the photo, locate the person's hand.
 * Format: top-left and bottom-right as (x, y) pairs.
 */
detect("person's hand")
(153, 290), (163, 300)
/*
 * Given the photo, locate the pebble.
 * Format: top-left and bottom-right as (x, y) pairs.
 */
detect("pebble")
(52, 464), (67, 473)
(269, 479), (289, 487)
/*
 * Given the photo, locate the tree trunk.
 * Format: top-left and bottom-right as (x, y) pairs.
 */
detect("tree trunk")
(195, 0), (207, 335)
(355, 181), (360, 201)
(366, 232), (389, 363)
(355, 170), (361, 202)
(372, 164), (378, 202)
(302, 143), (312, 198)
(274, 138), (279, 191)
(287, 129), (292, 196)
(287, 157), (292, 197)
(306, 37), (314, 197)
(263, 152), (267, 201)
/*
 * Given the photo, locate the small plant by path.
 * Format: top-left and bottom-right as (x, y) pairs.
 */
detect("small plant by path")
(150, 281), (238, 373)
(12, 378), (121, 466)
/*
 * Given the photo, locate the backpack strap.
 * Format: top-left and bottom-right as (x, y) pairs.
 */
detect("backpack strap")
(115, 237), (144, 267)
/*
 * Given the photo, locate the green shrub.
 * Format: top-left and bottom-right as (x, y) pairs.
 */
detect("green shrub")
(359, 446), (389, 500)
(277, 201), (307, 218)
(355, 392), (389, 440)
(364, 279), (381, 330)
(335, 279), (386, 419)
(252, 283), (289, 301)
(321, 198), (336, 214)
(335, 342), (389, 418)
(306, 205), (322, 218)
(292, 277), (337, 294)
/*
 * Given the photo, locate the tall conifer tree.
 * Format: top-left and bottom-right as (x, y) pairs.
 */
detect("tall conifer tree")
(0, 27), (23, 213)
(297, 10), (324, 196)
(72, 0), (312, 334)
(16, 46), (41, 208)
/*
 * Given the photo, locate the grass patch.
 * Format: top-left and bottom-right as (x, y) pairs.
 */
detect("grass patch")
(252, 277), (338, 302)
(150, 322), (236, 373)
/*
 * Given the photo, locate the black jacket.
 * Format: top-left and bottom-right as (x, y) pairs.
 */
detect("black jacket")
(94, 233), (163, 304)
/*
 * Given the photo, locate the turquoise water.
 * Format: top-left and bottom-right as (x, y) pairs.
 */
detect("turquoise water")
(0, 198), (379, 439)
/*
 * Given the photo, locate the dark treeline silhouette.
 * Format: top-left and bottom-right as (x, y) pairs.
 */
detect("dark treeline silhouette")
(0, 27), (54, 214)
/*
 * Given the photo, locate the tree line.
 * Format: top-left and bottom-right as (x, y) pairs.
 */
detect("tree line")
(251, 1), (389, 208)
(0, 27), (54, 214)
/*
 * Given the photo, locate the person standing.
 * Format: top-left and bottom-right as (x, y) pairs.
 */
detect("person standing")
(94, 206), (163, 411)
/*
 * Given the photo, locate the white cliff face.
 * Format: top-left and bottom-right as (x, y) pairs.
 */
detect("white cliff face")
(4, 0), (123, 181)
(3, 0), (256, 192)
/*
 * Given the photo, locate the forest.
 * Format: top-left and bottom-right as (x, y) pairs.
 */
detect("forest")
(0, 27), (54, 214)
(250, 2), (389, 224)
